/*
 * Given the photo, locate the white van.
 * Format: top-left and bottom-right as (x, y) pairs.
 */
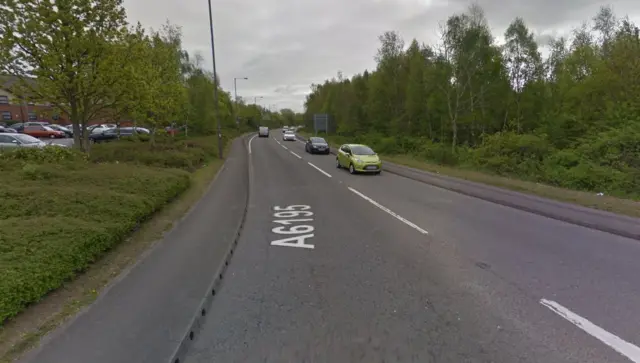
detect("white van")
(258, 126), (269, 137)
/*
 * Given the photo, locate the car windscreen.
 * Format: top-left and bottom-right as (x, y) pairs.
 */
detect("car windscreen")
(14, 134), (41, 144)
(351, 145), (375, 155)
(310, 137), (326, 144)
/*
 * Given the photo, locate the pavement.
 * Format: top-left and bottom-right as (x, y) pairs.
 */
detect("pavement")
(22, 131), (640, 363)
(20, 137), (249, 363)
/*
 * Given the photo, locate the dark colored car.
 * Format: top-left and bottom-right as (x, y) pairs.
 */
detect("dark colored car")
(89, 127), (150, 143)
(305, 137), (330, 154)
(49, 124), (73, 137)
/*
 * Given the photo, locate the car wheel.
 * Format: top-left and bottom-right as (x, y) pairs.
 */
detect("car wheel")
(336, 158), (341, 168)
(375, 171), (381, 175)
(349, 164), (355, 174)
(50, 134), (56, 139)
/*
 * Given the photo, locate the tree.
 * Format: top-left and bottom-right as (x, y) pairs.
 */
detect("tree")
(303, 5), (640, 196)
(0, 0), (131, 151)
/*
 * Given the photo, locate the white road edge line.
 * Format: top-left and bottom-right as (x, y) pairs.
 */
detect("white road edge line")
(540, 299), (640, 362)
(290, 151), (302, 159)
(307, 162), (332, 178)
(248, 134), (258, 154)
(282, 145), (288, 150)
(347, 187), (428, 235)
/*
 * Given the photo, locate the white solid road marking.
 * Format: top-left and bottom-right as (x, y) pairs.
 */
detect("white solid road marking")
(290, 151), (302, 159)
(307, 162), (332, 178)
(540, 299), (640, 362)
(348, 187), (428, 235)
(248, 134), (258, 154)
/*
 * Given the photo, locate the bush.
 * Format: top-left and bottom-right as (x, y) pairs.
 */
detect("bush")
(1, 145), (86, 164)
(89, 136), (219, 170)
(0, 163), (190, 324)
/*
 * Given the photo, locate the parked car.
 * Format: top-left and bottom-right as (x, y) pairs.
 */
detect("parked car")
(89, 127), (149, 143)
(87, 123), (117, 134)
(165, 125), (186, 136)
(0, 133), (48, 148)
(49, 124), (73, 137)
(23, 125), (65, 139)
(0, 126), (18, 133)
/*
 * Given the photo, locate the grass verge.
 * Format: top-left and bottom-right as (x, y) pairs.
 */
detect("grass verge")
(299, 131), (640, 218)
(0, 135), (236, 362)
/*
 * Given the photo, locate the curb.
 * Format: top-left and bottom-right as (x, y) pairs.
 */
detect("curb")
(167, 134), (253, 363)
(295, 134), (640, 241)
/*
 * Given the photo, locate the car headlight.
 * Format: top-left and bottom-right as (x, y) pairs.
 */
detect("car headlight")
(354, 158), (363, 163)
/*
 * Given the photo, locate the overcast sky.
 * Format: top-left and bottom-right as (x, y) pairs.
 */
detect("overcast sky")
(123, 0), (640, 112)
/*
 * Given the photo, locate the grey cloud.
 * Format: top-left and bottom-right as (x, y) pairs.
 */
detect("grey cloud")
(123, 0), (640, 112)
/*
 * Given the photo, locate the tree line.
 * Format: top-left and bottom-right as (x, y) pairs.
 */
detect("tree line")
(303, 5), (640, 198)
(0, 0), (286, 151)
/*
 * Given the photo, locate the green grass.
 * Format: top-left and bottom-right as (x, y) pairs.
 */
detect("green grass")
(0, 135), (231, 325)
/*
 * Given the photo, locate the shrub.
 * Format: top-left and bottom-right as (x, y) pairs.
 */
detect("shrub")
(89, 136), (218, 170)
(0, 163), (190, 324)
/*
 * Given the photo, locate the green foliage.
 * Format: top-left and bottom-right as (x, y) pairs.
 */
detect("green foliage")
(89, 136), (220, 171)
(304, 5), (640, 198)
(0, 133), (238, 325)
(0, 163), (190, 324)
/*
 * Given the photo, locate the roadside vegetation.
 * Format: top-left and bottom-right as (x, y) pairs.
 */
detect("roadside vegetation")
(303, 5), (640, 203)
(0, 0), (256, 330)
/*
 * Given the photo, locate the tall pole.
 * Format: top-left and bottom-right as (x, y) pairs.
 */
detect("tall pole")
(207, 0), (223, 159)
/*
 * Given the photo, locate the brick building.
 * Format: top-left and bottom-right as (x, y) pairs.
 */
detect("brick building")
(0, 75), (135, 127)
(0, 75), (70, 125)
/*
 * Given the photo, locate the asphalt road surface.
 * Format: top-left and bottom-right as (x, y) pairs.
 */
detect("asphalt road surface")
(181, 133), (640, 362)
(43, 137), (73, 147)
(22, 132), (640, 363)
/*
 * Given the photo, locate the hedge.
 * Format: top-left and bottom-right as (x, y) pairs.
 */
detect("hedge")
(0, 135), (226, 324)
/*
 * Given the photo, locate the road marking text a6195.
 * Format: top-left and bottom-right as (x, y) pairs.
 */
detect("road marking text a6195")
(271, 205), (315, 249)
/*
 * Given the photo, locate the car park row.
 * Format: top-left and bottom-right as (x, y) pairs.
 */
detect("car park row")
(0, 121), (159, 149)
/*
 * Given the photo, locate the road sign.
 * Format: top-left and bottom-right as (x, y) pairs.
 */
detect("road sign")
(313, 114), (329, 135)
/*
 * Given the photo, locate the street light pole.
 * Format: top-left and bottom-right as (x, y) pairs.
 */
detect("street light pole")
(253, 96), (263, 104)
(207, 0), (223, 159)
(233, 77), (248, 126)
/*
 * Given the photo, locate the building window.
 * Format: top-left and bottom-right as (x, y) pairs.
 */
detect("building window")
(2, 111), (10, 120)
(0, 96), (8, 104)
(28, 111), (37, 121)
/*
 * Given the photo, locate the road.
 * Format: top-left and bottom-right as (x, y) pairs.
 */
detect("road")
(180, 133), (640, 362)
(22, 132), (640, 362)
(43, 137), (73, 147)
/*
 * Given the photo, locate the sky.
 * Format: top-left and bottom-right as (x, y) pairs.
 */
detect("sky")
(123, 0), (640, 113)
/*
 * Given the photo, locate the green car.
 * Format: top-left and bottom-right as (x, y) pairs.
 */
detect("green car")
(336, 144), (382, 174)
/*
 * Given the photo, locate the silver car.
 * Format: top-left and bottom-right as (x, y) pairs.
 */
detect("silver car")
(283, 130), (296, 141)
(0, 133), (68, 149)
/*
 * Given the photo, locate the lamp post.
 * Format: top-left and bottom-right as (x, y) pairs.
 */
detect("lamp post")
(233, 77), (248, 126)
(207, 0), (223, 159)
(253, 96), (263, 105)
